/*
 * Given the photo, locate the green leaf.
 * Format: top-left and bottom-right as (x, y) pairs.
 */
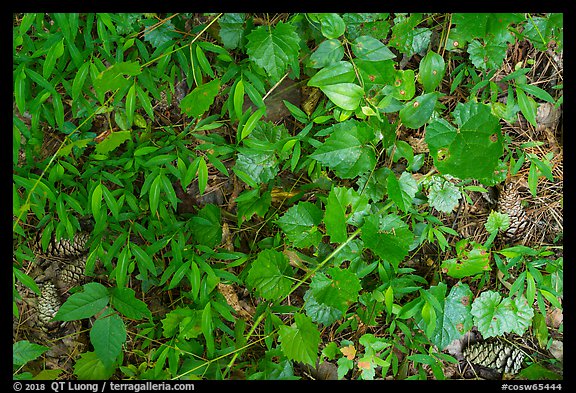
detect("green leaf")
(425, 103), (503, 179)
(399, 92), (437, 129)
(233, 79), (245, 120)
(246, 21), (301, 83)
(468, 39), (508, 71)
(419, 51), (445, 93)
(324, 186), (370, 243)
(54, 282), (109, 321)
(361, 214), (413, 269)
(240, 106), (266, 141)
(43, 37), (65, 79)
(352, 35), (396, 61)
(73, 351), (116, 380)
(189, 204), (221, 248)
(72, 62), (91, 103)
(485, 211), (510, 234)
(308, 61), (356, 87)
(219, 13), (245, 49)
(197, 156), (208, 195)
(93, 61), (141, 97)
(125, 84), (136, 127)
(90, 310), (126, 368)
(279, 313), (321, 366)
(517, 83), (555, 104)
(414, 283), (474, 350)
(236, 189), (272, 226)
(310, 119), (376, 179)
(180, 78), (220, 118)
(441, 239), (491, 279)
(13, 340), (49, 366)
(318, 13), (346, 39)
(110, 286), (152, 320)
(427, 176), (462, 213)
(386, 171), (418, 213)
(161, 307), (203, 339)
(246, 249), (293, 301)
(276, 201), (323, 248)
(95, 130), (132, 155)
(516, 87), (538, 127)
(202, 302), (215, 357)
(91, 183), (103, 221)
(309, 267), (362, 313)
(308, 39), (344, 68)
(320, 83), (364, 111)
(303, 290), (342, 326)
(149, 173), (162, 216)
(471, 291), (534, 338)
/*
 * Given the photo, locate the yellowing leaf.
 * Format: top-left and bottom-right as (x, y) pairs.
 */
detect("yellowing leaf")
(340, 344), (356, 360)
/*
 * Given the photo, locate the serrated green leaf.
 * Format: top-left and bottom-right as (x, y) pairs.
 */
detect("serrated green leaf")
(236, 189), (272, 226)
(93, 61), (141, 97)
(468, 39), (508, 71)
(310, 119), (376, 179)
(110, 286), (152, 320)
(246, 22), (300, 83)
(276, 201), (323, 248)
(279, 313), (320, 366)
(303, 290), (342, 326)
(324, 186), (370, 243)
(309, 267), (361, 313)
(361, 214), (413, 269)
(427, 176), (461, 213)
(90, 310), (126, 368)
(73, 351), (116, 380)
(189, 204), (221, 247)
(387, 171), (418, 213)
(246, 249), (292, 301)
(219, 13), (245, 49)
(180, 78), (220, 118)
(471, 291), (534, 338)
(426, 103), (503, 179)
(13, 340), (49, 366)
(54, 282), (109, 321)
(95, 130), (132, 155)
(485, 211), (510, 233)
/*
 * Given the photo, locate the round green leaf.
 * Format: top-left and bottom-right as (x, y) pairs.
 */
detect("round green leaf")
(319, 13), (346, 39)
(308, 39), (344, 68)
(419, 51), (445, 93)
(399, 92), (437, 129)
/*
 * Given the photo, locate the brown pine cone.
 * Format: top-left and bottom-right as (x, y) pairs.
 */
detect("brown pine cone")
(55, 255), (87, 291)
(496, 183), (529, 241)
(37, 282), (62, 332)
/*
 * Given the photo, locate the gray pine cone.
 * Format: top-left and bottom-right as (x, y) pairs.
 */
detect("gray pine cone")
(463, 338), (525, 374)
(37, 282), (62, 332)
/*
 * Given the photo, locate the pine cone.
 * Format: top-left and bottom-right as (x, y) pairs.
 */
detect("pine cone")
(37, 282), (62, 332)
(35, 230), (90, 260)
(463, 338), (525, 375)
(55, 255), (87, 291)
(496, 183), (529, 241)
